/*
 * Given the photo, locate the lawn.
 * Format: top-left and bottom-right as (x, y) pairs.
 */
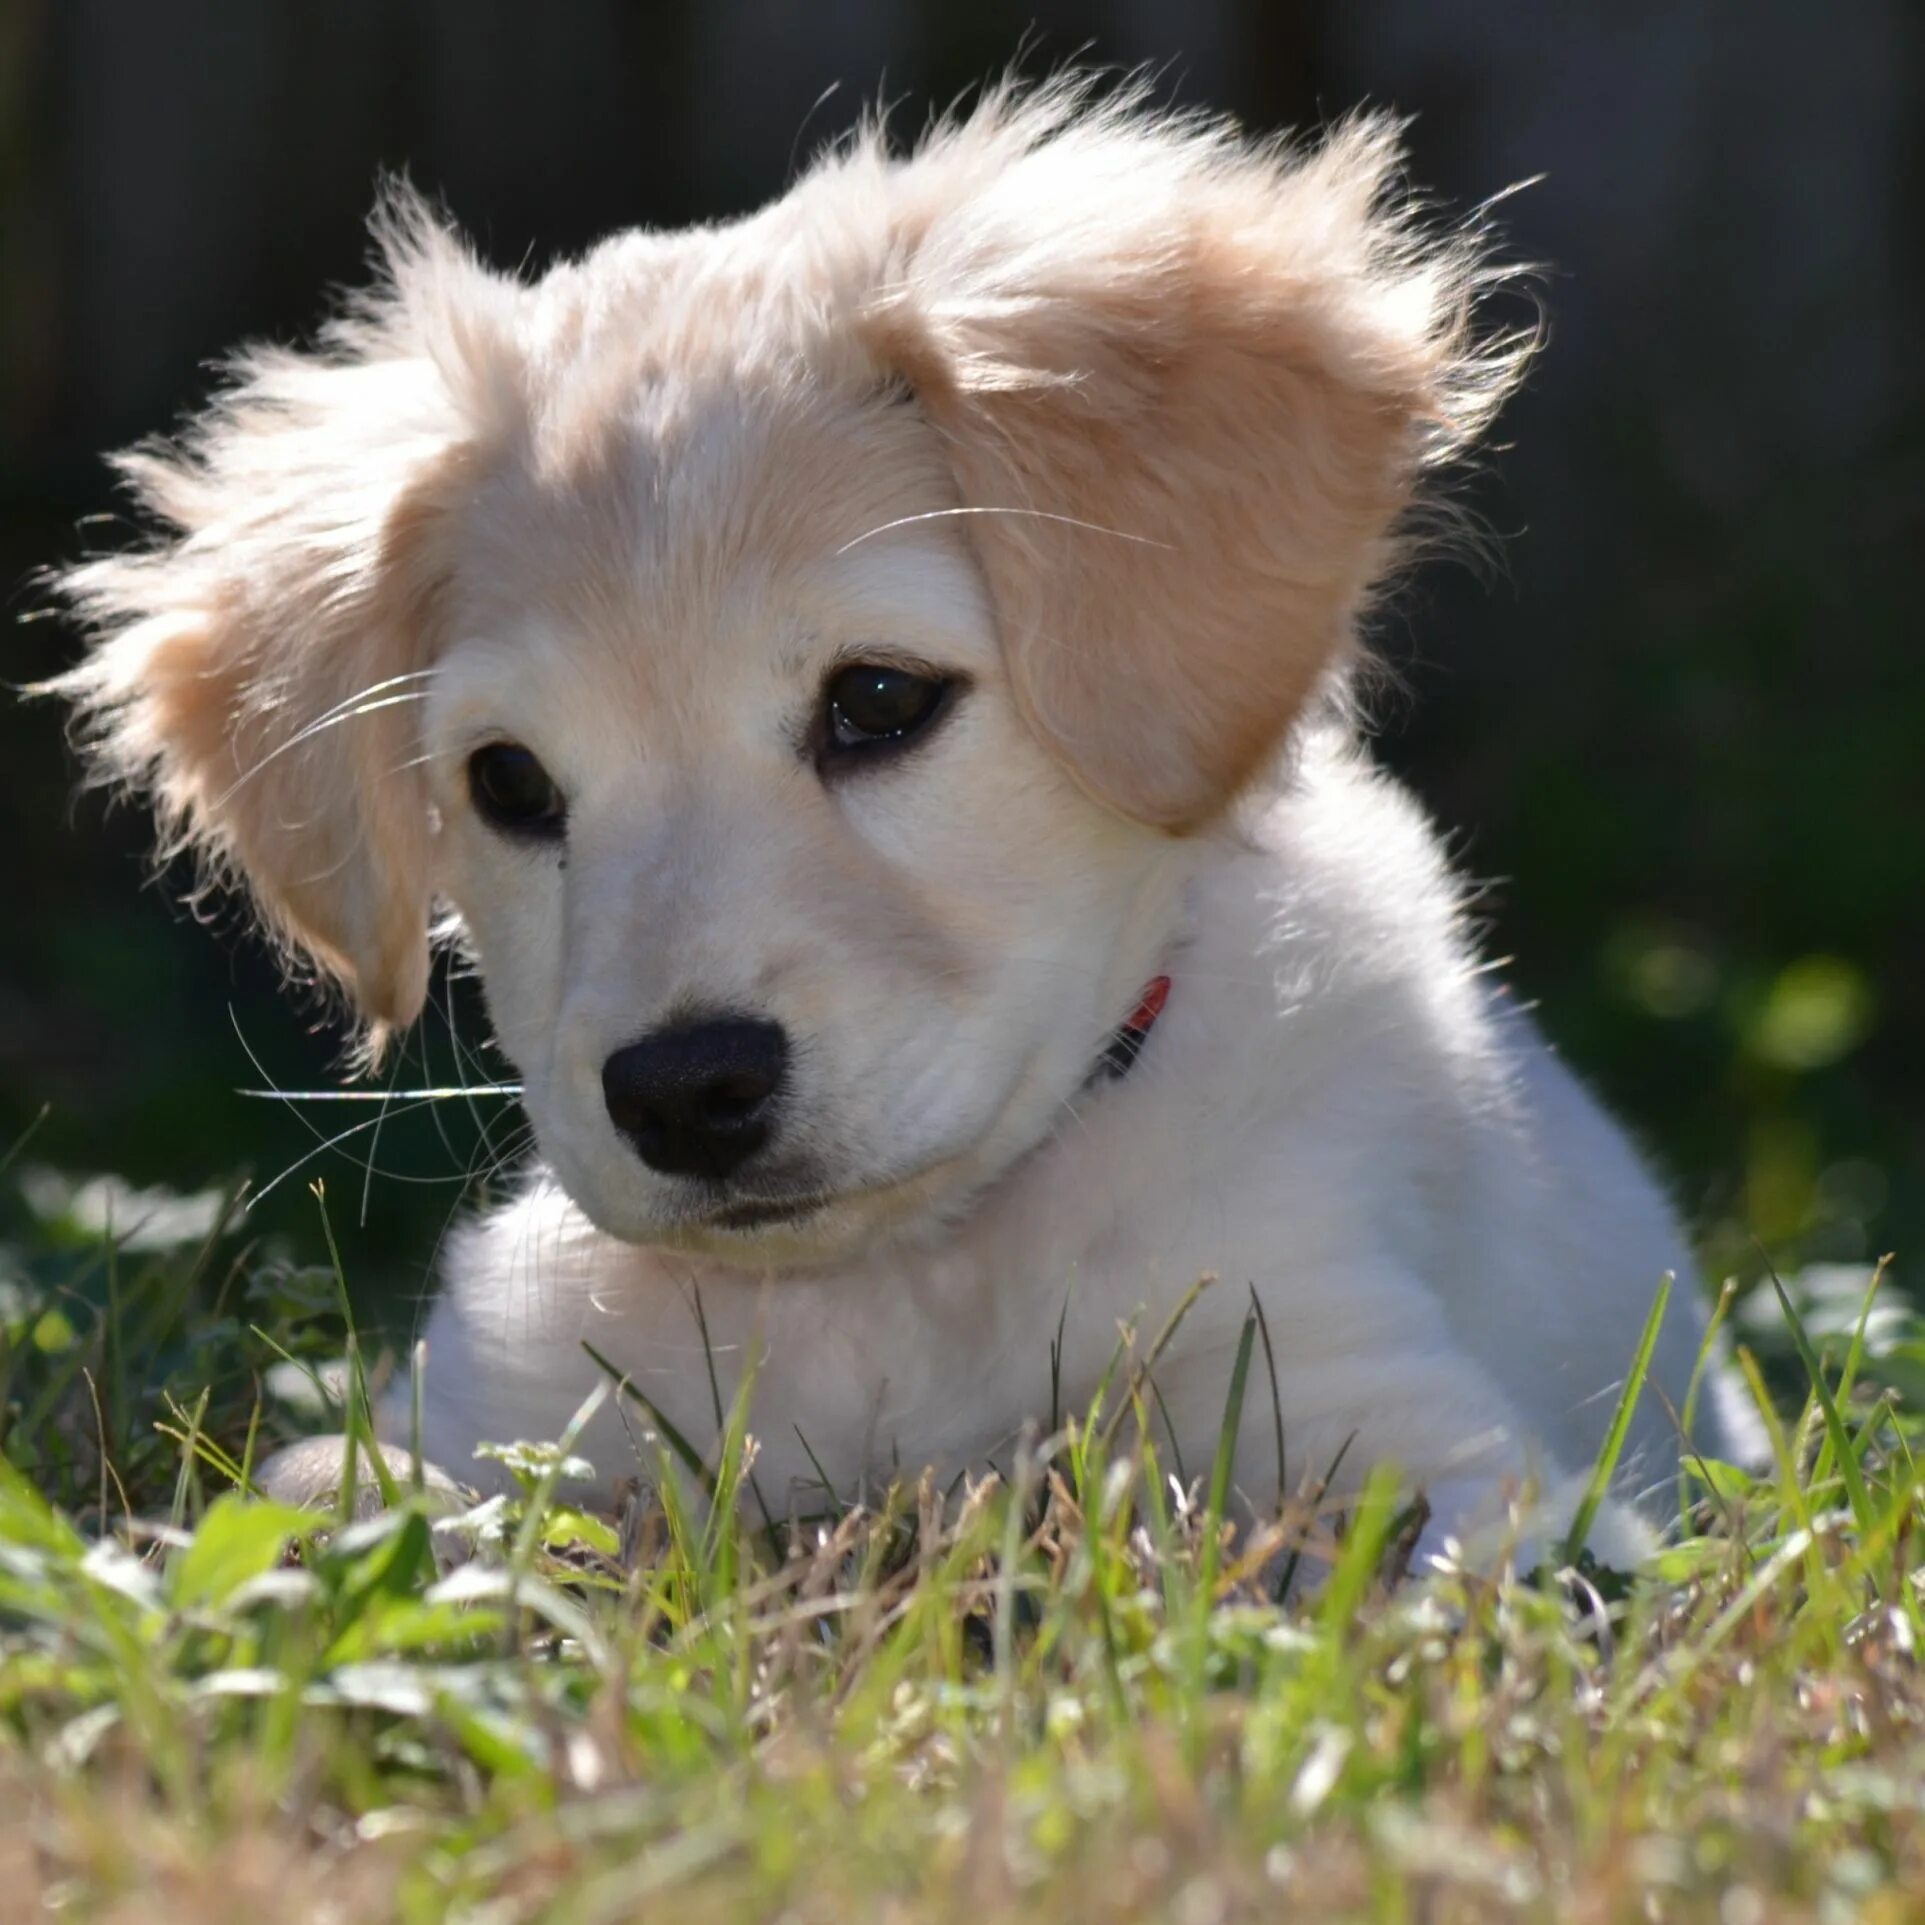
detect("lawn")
(2, 1151), (1922, 1923)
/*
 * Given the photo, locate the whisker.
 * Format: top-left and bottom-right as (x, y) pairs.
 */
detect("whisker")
(227, 1009), (516, 1214)
(835, 505), (1171, 557)
(438, 968), (511, 1148)
(283, 667), (440, 722)
(415, 1123), (538, 1357)
(359, 1030), (410, 1228)
(404, 959), (540, 1352)
(244, 1090), (496, 1212)
(235, 1085), (522, 1101)
(213, 681), (433, 808)
(421, 977), (473, 1177)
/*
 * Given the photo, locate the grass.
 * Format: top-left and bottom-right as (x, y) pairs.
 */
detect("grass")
(3, 1164), (1924, 1922)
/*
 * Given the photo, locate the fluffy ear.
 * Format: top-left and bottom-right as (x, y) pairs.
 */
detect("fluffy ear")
(49, 194), (519, 1034)
(861, 93), (1531, 829)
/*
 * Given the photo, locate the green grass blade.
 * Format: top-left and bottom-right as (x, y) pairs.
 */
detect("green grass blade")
(1248, 1285), (1286, 1504)
(1561, 1273), (1669, 1567)
(1098, 1272), (1214, 1451)
(583, 1340), (714, 1497)
(1199, 1308), (1257, 1603)
(1770, 1269), (1874, 1534)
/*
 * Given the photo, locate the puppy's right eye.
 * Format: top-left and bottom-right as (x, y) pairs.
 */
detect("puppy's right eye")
(467, 742), (566, 840)
(818, 662), (955, 768)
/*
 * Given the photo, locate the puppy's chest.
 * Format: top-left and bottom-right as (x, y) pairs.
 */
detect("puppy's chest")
(451, 1174), (1179, 1485)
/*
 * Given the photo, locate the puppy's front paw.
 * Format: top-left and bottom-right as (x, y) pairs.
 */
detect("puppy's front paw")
(1407, 1475), (1657, 1582)
(256, 1434), (467, 1519)
(1407, 1477), (1543, 1580)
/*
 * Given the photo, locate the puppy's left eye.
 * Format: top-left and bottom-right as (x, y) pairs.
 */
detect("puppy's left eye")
(822, 663), (953, 759)
(467, 742), (566, 840)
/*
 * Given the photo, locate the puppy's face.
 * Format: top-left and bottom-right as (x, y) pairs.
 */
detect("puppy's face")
(55, 87), (1518, 1268)
(425, 388), (1186, 1261)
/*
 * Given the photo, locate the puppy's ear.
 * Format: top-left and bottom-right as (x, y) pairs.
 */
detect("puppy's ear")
(50, 192), (520, 1035)
(862, 95), (1531, 829)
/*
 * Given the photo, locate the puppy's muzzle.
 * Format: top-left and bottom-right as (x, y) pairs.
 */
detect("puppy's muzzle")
(601, 1015), (788, 1181)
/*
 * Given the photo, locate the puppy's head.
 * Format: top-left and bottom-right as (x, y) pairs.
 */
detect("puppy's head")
(52, 84), (1525, 1263)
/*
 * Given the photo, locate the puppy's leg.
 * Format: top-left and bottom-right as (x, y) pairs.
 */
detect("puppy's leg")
(1408, 1473), (1658, 1580)
(256, 1435), (467, 1519)
(1408, 1476), (1545, 1578)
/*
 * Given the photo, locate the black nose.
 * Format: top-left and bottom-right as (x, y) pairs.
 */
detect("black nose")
(601, 1017), (788, 1181)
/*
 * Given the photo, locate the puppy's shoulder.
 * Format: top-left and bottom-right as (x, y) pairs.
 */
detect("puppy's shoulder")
(1239, 721), (1483, 1002)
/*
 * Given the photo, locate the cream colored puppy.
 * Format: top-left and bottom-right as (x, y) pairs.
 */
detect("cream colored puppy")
(54, 86), (1751, 1566)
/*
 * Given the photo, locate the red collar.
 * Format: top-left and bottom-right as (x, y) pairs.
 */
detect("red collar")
(1094, 974), (1172, 1082)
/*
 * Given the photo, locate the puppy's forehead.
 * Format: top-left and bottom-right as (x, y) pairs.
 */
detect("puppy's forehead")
(452, 373), (969, 671)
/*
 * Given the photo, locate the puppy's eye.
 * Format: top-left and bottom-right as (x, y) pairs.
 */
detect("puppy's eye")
(822, 663), (952, 759)
(467, 742), (566, 840)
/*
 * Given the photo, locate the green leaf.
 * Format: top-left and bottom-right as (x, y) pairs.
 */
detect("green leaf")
(543, 1507), (621, 1557)
(0, 1449), (88, 1561)
(168, 1494), (315, 1609)
(324, 1595), (504, 1664)
(322, 1507), (438, 1653)
(433, 1688), (546, 1779)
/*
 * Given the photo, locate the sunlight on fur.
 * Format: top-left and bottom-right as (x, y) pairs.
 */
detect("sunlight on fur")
(47, 77), (1753, 1573)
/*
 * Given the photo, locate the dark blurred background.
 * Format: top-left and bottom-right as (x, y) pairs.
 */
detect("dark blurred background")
(2, 2), (1920, 1322)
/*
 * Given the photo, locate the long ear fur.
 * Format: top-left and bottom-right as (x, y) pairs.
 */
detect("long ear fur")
(858, 84), (1533, 829)
(47, 190), (520, 1035)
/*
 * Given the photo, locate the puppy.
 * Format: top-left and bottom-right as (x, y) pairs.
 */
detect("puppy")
(52, 84), (1751, 1567)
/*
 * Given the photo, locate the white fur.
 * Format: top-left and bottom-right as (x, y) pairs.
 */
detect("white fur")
(51, 83), (1753, 1564)
(403, 720), (1747, 1565)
